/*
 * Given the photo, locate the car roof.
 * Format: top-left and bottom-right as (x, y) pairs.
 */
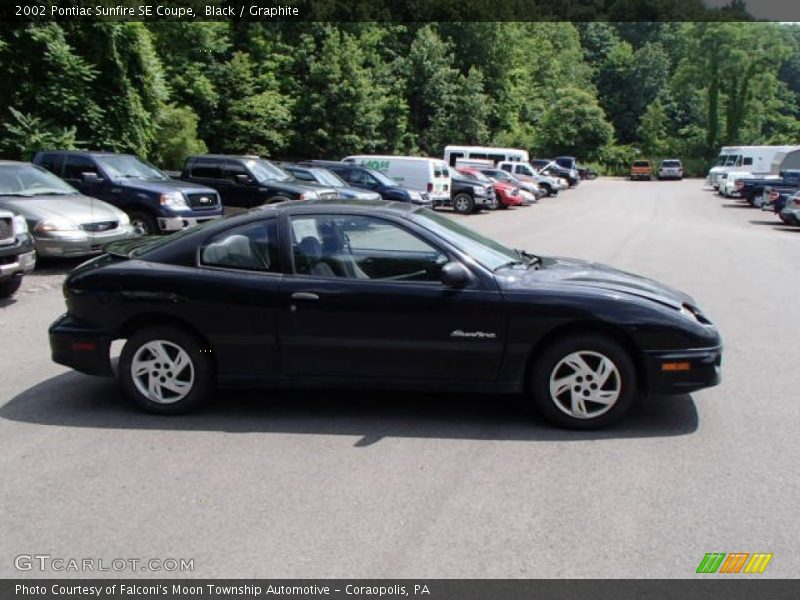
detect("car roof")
(35, 150), (135, 158)
(188, 154), (265, 161)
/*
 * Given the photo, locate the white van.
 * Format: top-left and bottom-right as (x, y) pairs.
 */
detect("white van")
(342, 155), (451, 204)
(707, 146), (800, 188)
(443, 146), (529, 168)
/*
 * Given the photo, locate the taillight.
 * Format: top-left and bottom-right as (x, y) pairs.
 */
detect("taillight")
(427, 182), (433, 192)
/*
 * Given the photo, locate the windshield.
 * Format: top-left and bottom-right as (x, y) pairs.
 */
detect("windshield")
(414, 209), (522, 271)
(96, 155), (166, 180)
(0, 164), (78, 196)
(724, 155), (740, 166)
(458, 170), (491, 183)
(313, 169), (347, 187)
(250, 159), (291, 182)
(367, 169), (398, 187)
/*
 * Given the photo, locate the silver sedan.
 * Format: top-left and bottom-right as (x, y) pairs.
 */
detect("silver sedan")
(0, 161), (136, 257)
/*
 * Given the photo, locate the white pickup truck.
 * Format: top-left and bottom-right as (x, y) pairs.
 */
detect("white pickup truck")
(497, 161), (565, 196)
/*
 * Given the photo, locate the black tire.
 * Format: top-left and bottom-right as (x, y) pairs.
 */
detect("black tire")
(530, 333), (637, 429)
(119, 326), (214, 415)
(0, 276), (22, 298)
(541, 184), (553, 196)
(129, 211), (159, 236)
(452, 193), (475, 215)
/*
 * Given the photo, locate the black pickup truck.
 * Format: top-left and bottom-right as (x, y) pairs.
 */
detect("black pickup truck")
(179, 155), (338, 209)
(737, 170), (800, 206)
(33, 151), (222, 236)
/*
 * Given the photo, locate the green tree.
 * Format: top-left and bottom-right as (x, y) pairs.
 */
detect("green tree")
(149, 105), (207, 170)
(535, 88), (614, 160)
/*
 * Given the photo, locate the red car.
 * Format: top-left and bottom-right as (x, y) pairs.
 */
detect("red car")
(456, 167), (524, 208)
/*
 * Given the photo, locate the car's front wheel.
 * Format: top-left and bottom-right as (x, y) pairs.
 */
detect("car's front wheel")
(0, 276), (22, 298)
(531, 334), (636, 429)
(119, 326), (214, 414)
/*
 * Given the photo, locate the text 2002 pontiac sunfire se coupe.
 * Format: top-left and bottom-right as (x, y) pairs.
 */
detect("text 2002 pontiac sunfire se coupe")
(50, 200), (722, 429)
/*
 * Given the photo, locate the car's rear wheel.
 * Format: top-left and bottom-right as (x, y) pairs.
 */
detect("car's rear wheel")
(129, 211), (158, 236)
(119, 326), (214, 414)
(531, 334), (636, 429)
(453, 193), (475, 214)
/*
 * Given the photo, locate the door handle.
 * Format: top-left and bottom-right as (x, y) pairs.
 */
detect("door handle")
(291, 292), (319, 301)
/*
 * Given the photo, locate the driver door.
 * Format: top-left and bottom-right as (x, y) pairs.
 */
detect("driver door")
(277, 213), (505, 382)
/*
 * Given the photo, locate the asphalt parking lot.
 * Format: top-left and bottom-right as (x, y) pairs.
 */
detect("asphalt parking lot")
(1, 178), (797, 579)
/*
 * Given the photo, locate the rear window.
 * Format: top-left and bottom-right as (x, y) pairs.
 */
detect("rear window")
(434, 165), (449, 178)
(633, 161), (651, 167)
(661, 160), (681, 167)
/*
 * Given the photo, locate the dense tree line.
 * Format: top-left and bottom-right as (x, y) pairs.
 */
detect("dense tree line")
(1, 21), (800, 174)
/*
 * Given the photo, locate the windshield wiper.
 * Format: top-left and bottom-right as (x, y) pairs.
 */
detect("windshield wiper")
(493, 259), (525, 272)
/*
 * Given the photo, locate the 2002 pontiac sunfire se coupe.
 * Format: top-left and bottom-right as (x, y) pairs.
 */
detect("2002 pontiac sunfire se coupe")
(50, 200), (721, 429)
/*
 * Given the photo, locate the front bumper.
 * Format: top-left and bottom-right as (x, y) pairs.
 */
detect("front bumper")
(0, 234), (36, 279)
(35, 226), (137, 257)
(158, 214), (222, 232)
(643, 345), (722, 395)
(49, 313), (114, 376)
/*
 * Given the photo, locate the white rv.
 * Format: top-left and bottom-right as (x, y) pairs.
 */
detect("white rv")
(341, 155), (451, 204)
(707, 145), (800, 189)
(443, 146), (529, 167)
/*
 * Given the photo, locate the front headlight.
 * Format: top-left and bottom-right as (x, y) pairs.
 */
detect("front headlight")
(34, 218), (81, 233)
(299, 191), (319, 200)
(13, 215), (28, 234)
(159, 192), (189, 210)
(408, 191), (423, 200)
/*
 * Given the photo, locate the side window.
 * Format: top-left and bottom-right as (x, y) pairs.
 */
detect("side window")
(488, 154), (505, 163)
(500, 164), (512, 173)
(63, 156), (99, 181)
(190, 160), (222, 179)
(200, 220), (279, 272)
(223, 161), (250, 183)
(743, 157), (753, 166)
(448, 152), (463, 167)
(37, 153), (63, 175)
(290, 215), (447, 282)
(348, 169), (368, 186)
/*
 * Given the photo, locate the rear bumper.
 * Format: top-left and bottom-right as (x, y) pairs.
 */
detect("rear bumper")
(49, 314), (114, 376)
(643, 346), (722, 395)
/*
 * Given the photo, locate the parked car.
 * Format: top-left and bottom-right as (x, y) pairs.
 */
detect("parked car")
(0, 208), (35, 297)
(720, 170), (753, 198)
(0, 161), (135, 257)
(779, 190), (800, 226)
(657, 159), (684, 180)
(456, 167), (526, 208)
(302, 161), (431, 206)
(630, 160), (652, 181)
(50, 200), (722, 429)
(737, 169), (800, 206)
(531, 159), (580, 186)
(342, 155), (451, 207)
(280, 165), (381, 201)
(497, 161), (562, 196)
(33, 151), (222, 236)
(479, 168), (545, 200)
(180, 155), (337, 209)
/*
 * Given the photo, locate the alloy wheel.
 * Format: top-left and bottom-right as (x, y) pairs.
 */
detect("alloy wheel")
(131, 340), (195, 404)
(548, 350), (621, 419)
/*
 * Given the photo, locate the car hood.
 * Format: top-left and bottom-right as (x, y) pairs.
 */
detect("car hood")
(121, 179), (217, 195)
(498, 256), (694, 310)
(0, 194), (125, 224)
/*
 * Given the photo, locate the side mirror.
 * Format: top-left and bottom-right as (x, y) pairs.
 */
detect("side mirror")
(81, 172), (103, 184)
(441, 261), (471, 288)
(235, 174), (253, 185)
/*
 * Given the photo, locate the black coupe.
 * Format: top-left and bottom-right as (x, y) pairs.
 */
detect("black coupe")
(50, 200), (722, 428)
